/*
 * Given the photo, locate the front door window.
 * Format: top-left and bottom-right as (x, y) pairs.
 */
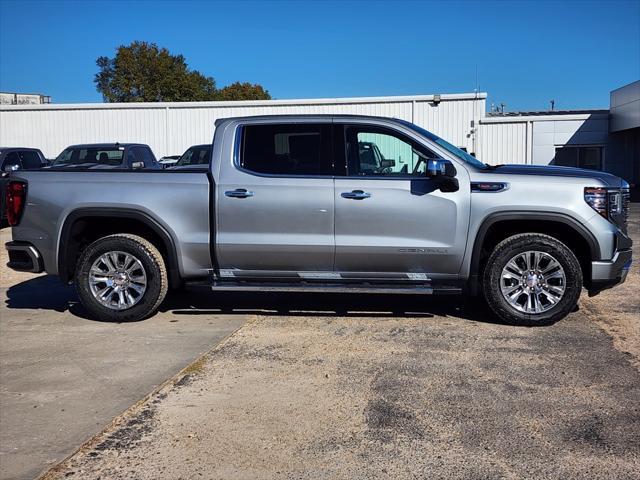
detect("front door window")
(345, 126), (436, 177)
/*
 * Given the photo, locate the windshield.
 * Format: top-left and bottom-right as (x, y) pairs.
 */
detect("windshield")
(397, 119), (487, 169)
(54, 147), (124, 166)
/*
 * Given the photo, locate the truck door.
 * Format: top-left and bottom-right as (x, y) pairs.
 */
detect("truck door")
(333, 123), (470, 278)
(216, 122), (335, 277)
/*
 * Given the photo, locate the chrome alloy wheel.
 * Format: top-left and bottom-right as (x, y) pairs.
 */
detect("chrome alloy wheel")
(88, 251), (147, 310)
(500, 251), (566, 314)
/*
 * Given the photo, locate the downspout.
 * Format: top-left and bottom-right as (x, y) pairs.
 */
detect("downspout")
(472, 94), (483, 156)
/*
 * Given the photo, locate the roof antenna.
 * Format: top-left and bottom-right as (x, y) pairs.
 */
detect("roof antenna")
(550, 99), (555, 111)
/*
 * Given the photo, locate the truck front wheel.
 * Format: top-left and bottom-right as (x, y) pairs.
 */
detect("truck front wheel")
(482, 233), (583, 326)
(75, 234), (168, 322)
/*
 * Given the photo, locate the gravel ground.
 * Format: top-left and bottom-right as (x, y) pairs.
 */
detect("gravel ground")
(582, 203), (639, 367)
(44, 308), (640, 480)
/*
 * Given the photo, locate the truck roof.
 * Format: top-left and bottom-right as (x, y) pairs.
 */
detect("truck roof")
(214, 114), (404, 126)
(63, 143), (149, 149)
(0, 147), (43, 151)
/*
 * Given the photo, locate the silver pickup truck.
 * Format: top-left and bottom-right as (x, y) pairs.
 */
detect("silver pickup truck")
(4, 115), (632, 325)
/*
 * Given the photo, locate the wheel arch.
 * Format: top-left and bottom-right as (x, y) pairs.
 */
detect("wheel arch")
(58, 208), (182, 289)
(468, 211), (599, 295)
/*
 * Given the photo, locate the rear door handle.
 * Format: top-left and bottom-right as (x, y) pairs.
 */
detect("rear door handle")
(225, 188), (254, 198)
(341, 190), (371, 200)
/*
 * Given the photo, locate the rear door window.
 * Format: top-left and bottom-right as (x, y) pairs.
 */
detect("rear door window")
(126, 149), (137, 167)
(192, 146), (211, 165)
(176, 146), (211, 166)
(138, 147), (156, 167)
(240, 124), (332, 176)
(20, 151), (44, 169)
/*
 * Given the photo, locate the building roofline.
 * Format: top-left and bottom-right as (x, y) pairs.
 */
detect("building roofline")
(481, 111), (609, 123)
(610, 80), (640, 95)
(0, 91), (51, 97)
(486, 109), (608, 117)
(0, 92), (487, 112)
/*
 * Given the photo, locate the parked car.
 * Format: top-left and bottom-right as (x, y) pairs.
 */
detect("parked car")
(5, 115), (631, 325)
(158, 155), (181, 168)
(168, 144), (211, 170)
(1, 147), (48, 225)
(50, 143), (161, 170)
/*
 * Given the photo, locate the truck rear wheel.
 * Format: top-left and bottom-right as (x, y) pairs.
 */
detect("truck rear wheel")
(75, 234), (168, 322)
(482, 233), (582, 326)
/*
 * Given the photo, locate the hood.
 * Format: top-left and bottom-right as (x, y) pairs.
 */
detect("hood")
(484, 164), (626, 187)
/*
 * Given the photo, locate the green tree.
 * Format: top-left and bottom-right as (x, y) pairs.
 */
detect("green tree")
(95, 41), (270, 102)
(215, 82), (271, 101)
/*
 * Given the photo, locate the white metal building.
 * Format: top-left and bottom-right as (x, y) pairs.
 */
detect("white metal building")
(479, 110), (610, 167)
(0, 93), (485, 161)
(0, 88), (636, 184)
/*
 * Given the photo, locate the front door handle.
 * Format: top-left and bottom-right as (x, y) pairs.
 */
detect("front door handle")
(225, 188), (254, 198)
(341, 190), (371, 200)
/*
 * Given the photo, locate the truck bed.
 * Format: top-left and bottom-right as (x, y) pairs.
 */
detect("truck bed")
(10, 170), (213, 279)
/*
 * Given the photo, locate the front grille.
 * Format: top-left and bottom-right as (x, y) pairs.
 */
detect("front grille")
(615, 188), (630, 234)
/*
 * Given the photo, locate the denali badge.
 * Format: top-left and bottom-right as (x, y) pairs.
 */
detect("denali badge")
(399, 248), (448, 254)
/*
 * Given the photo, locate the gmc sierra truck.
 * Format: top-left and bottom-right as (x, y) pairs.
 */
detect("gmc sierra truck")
(4, 115), (632, 325)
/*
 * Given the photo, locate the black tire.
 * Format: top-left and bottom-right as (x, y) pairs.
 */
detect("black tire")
(75, 234), (168, 322)
(482, 233), (582, 326)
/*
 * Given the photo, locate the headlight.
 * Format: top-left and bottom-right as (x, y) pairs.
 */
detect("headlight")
(584, 186), (629, 233)
(584, 187), (609, 218)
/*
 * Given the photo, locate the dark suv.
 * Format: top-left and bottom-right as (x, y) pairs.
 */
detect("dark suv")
(50, 143), (161, 170)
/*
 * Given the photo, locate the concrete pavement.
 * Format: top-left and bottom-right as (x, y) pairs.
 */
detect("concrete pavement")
(0, 275), (246, 480)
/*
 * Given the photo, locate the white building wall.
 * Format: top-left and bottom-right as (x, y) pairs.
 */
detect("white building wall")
(531, 115), (609, 165)
(2, 94), (612, 169)
(477, 113), (610, 166)
(0, 94), (485, 159)
(476, 121), (528, 164)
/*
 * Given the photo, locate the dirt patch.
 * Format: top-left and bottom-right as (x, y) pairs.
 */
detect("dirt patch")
(92, 405), (157, 453)
(582, 203), (640, 368)
(44, 309), (640, 479)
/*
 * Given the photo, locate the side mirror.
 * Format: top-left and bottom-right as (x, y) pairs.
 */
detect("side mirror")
(427, 159), (458, 192)
(131, 161), (144, 170)
(426, 159), (455, 178)
(380, 159), (396, 168)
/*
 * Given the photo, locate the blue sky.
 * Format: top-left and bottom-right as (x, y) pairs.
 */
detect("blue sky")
(0, 0), (638, 110)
